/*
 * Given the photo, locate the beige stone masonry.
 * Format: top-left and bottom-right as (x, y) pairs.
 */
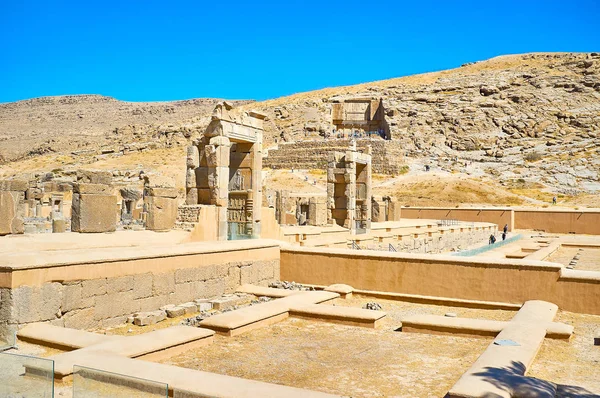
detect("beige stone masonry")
(289, 303), (386, 328)
(55, 350), (341, 397)
(17, 322), (122, 350)
(48, 325), (214, 378)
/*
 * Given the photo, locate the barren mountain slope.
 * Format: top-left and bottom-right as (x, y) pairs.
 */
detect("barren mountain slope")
(0, 95), (251, 162)
(1, 52), (599, 204)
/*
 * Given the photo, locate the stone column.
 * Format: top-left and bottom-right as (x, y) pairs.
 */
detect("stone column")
(251, 134), (262, 237)
(185, 144), (200, 205)
(206, 136), (231, 240)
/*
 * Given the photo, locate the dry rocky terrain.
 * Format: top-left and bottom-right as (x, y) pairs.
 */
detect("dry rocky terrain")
(1, 52), (599, 207)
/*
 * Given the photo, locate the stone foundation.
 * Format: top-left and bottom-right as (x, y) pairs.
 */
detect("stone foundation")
(0, 241), (280, 338)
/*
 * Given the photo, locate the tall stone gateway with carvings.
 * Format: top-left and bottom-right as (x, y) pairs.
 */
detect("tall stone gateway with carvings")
(185, 102), (266, 240)
(327, 141), (372, 235)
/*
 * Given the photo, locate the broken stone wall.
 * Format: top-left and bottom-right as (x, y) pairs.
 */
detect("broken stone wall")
(144, 187), (178, 231)
(0, 180), (27, 236)
(0, 256), (279, 336)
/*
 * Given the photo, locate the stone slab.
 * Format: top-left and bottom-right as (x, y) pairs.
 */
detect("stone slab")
(50, 326), (215, 377)
(289, 304), (386, 328)
(210, 294), (252, 311)
(56, 351), (341, 397)
(324, 283), (353, 299)
(200, 291), (339, 335)
(400, 314), (572, 340)
(17, 323), (122, 350)
(447, 301), (561, 398)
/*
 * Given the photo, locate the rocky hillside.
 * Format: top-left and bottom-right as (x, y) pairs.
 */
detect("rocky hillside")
(0, 95), (251, 162)
(245, 52), (600, 194)
(1, 53), (599, 198)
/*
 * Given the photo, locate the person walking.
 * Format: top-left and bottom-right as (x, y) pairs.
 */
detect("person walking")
(503, 224), (508, 235)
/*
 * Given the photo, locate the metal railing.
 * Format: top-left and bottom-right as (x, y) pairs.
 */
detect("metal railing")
(351, 241), (362, 250)
(389, 244), (397, 252)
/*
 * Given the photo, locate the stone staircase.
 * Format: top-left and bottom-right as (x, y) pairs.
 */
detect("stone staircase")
(264, 138), (406, 174)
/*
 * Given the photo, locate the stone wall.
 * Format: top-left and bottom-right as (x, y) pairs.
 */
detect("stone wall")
(280, 246), (600, 315)
(358, 227), (496, 254)
(0, 242), (280, 337)
(264, 139), (405, 174)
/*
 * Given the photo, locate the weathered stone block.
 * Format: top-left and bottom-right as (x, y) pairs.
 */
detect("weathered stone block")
(101, 315), (128, 329)
(63, 307), (97, 330)
(0, 180), (29, 192)
(133, 273), (153, 299)
(62, 284), (94, 312)
(133, 310), (166, 326)
(94, 291), (138, 320)
(180, 302), (198, 314)
(186, 146), (200, 169)
(194, 299), (213, 312)
(153, 273), (175, 295)
(210, 294), (252, 311)
(166, 306), (185, 318)
(0, 191), (24, 236)
(52, 219), (66, 233)
(71, 193), (117, 233)
(198, 279), (226, 299)
(82, 279), (107, 298)
(185, 188), (198, 205)
(106, 276), (134, 294)
(137, 295), (169, 312)
(145, 196), (177, 231)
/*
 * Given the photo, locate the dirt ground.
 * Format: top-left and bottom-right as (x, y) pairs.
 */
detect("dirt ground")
(162, 297), (518, 397)
(546, 246), (600, 272)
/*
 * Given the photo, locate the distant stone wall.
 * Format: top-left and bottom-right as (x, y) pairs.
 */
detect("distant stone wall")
(0, 242), (280, 337)
(264, 139), (405, 174)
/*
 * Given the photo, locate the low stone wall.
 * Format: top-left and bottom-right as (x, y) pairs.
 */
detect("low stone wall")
(0, 240), (280, 338)
(514, 209), (600, 235)
(280, 247), (600, 315)
(366, 225), (496, 254)
(400, 206), (600, 235)
(400, 207), (514, 231)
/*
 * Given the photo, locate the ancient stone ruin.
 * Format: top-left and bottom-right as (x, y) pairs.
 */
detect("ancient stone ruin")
(185, 102), (266, 240)
(327, 141), (372, 234)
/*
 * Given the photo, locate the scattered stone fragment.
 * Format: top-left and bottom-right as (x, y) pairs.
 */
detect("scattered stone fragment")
(566, 266), (574, 270)
(194, 299), (213, 312)
(133, 310), (166, 326)
(210, 294), (252, 311)
(180, 302), (198, 315)
(166, 306), (186, 318)
(363, 302), (382, 311)
(269, 281), (314, 291)
(445, 312), (458, 318)
(160, 304), (176, 311)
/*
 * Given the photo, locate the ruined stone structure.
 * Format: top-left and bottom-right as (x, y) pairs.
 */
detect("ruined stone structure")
(71, 171), (117, 233)
(264, 139), (405, 175)
(331, 97), (389, 138)
(275, 191), (327, 226)
(144, 187), (178, 231)
(327, 142), (372, 234)
(0, 180), (27, 236)
(185, 102), (266, 240)
(371, 195), (401, 222)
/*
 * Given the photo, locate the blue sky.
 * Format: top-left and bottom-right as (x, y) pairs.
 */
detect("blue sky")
(1, 0), (598, 103)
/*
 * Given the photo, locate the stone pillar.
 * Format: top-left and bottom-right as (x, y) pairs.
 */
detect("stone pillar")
(206, 136), (231, 240)
(71, 183), (117, 233)
(144, 187), (178, 231)
(185, 144), (200, 205)
(251, 133), (262, 237)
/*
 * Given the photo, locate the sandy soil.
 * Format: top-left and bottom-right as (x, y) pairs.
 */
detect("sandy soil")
(162, 296), (518, 397)
(546, 247), (600, 272)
